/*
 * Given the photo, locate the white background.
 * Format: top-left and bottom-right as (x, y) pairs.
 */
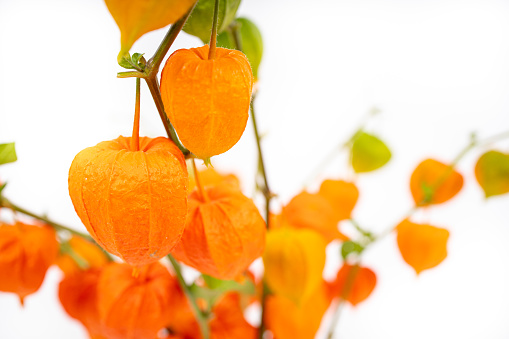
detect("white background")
(1, 0), (509, 338)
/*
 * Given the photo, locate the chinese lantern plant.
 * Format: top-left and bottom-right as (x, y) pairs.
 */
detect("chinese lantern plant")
(68, 79), (188, 267)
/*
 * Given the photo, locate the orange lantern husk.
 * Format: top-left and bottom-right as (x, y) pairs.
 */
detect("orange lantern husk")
(396, 219), (450, 274)
(410, 158), (463, 206)
(59, 268), (106, 338)
(97, 262), (176, 339)
(265, 281), (332, 339)
(160, 45), (254, 159)
(330, 264), (377, 306)
(263, 228), (327, 303)
(171, 184), (266, 279)
(0, 222), (58, 304)
(56, 235), (109, 276)
(68, 136), (188, 267)
(282, 191), (349, 242)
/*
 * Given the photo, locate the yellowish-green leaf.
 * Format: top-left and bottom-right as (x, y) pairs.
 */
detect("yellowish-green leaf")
(475, 150), (509, 198)
(104, 0), (195, 60)
(0, 143), (17, 165)
(351, 132), (391, 173)
(183, 0), (241, 43)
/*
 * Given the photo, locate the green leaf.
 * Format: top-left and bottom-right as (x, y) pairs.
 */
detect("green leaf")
(0, 143), (17, 165)
(475, 150), (509, 198)
(0, 182), (7, 195)
(183, 0), (242, 43)
(131, 53), (146, 67)
(351, 132), (391, 173)
(341, 241), (364, 260)
(202, 274), (255, 295)
(118, 54), (136, 70)
(189, 274), (255, 308)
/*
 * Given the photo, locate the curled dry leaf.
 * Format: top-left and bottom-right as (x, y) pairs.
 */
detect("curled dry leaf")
(263, 228), (327, 303)
(68, 136), (188, 267)
(171, 184), (266, 280)
(396, 219), (450, 274)
(264, 281), (332, 339)
(104, 0), (196, 58)
(330, 264), (376, 306)
(475, 150), (509, 198)
(282, 191), (349, 242)
(160, 45), (253, 159)
(0, 222), (58, 304)
(410, 158), (463, 206)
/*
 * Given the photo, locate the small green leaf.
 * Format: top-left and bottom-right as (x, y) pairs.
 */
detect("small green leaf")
(475, 150), (509, 198)
(341, 241), (364, 260)
(202, 274), (255, 295)
(118, 54), (136, 70)
(0, 143), (17, 165)
(131, 53), (146, 68)
(0, 182), (7, 195)
(183, 0), (242, 43)
(351, 132), (391, 173)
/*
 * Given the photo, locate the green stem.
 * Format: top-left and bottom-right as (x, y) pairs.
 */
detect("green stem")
(0, 197), (91, 240)
(208, 0), (220, 59)
(131, 78), (141, 151)
(250, 97), (272, 228)
(144, 77), (189, 156)
(146, 2), (197, 77)
(168, 254), (210, 339)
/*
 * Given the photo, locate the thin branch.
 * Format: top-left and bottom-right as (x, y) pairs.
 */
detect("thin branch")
(167, 254), (210, 339)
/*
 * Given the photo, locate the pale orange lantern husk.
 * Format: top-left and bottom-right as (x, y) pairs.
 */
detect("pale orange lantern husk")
(68, 136), (188, 267)
(97, 262), (176, 339)
(171, 184), (266, 280)
(160, 45), (254, 159)
(410, 158), (463, 206)
(0, 222), (58, 304)
(263, 228), (327, 303)
(396, 219), (450, 274)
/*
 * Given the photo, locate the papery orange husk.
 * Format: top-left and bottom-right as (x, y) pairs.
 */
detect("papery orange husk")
(0, 222), (58, 303)
(171, 184), (266, 279)
(410, 158), (463, 206)
(263, 228), (327, 303)
(160, 45), (253, 159)
(318, 179), (359, 221)
(330, 264), (376, 306)
(265, 281), (332, 339)
(188, 166), (240, 194)
(68, 136), (188, 267)
(56, 235), (109, 276)
(58, 268), (106, 338)
(97, 262), (176, 339)
(282, 191), (348, 242)
(396, 219), (450, 274)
